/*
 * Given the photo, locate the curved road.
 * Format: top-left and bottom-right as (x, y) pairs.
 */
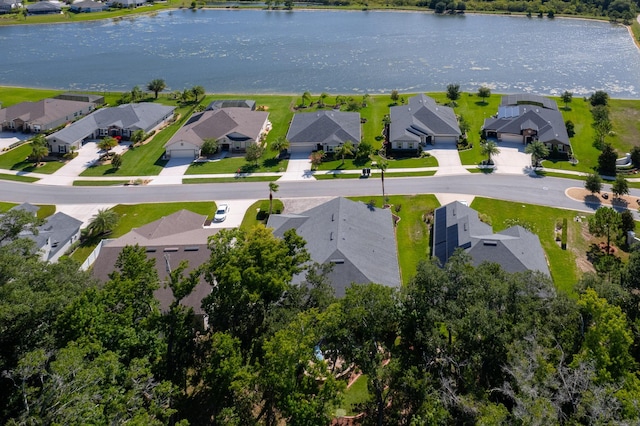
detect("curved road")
(4, 174), (640, 218)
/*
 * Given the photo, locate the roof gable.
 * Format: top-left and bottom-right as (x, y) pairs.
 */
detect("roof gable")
(286, 111), (360, 145)
(389, 94), (460, 142)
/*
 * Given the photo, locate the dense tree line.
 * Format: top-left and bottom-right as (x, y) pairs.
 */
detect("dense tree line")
(2, 212), (640, 424)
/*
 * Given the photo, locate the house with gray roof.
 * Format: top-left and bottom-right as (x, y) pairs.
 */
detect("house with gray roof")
(46, 103), (175, 154)
(26, 1), (61, 14)
(0, 98), (96, 134)
(432, 201), (550, 276)
(54, 93), (105, 105)
(108, 0), (145, 7)
(267, 197), (401, 297)
(0, 0), (22, 13)
(206, 99), (256, 111)
(10, 208), (82, 263)
(482, 94), (571, 154)
(286, 110), (361, 154)
(91, 210), (219, 329)
(70, 0), (106, 12)
(388, 94), (461, 150)
(165, 107), (269, 158)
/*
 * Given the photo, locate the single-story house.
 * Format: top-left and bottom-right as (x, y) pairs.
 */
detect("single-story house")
(164, 107), (269, 159)
(0, 98), (96, 133)
(0, 0), (22, 13)
(46, 103), (175, 154)
(432, 201), (550, 276)
(388, 94), (461, 149)
(69, 0), (106, 11)
(267, 197), (401, 297)
(108, 0), (145, 7)
(26, 1), (61, 14)
(286, 110), (361, 154)
(206, 99), (256, 111)
(482, 94), (571, 154)
(90, 210), (219, 329)
(9, 204), (82, 263)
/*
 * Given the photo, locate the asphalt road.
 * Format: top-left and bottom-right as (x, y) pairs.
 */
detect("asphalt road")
(3, 174), (640, 218)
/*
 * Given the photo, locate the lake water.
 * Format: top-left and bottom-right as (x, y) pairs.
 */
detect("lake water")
(1, 9), (639, 97)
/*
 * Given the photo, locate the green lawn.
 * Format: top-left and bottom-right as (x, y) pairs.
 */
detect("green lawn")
(72, 180), (130, 186)
(0, 202), (17, 212)
(183, 176), (280, 184)
(336, 374), (370, 417)
(186, 156), (288, 174)
(316, 153), (438, 171)
(239, 199), (284, 229)
(71, 201), (217, 263)
(0, 202), (55, 219)
(470, 197), (581, 294)
(348, 195), (440, 285)
(0, 173), (39, 183)
(80, 101), (195, 177)
(0, 87), (64, 106)
(314, 170), (436, 179)
(0, 143), (66, 174)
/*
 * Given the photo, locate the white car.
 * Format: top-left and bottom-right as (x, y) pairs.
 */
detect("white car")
(214, 204), (230, 222)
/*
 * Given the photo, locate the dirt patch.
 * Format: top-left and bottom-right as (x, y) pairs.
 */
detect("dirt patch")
(566, 187), (640, 209)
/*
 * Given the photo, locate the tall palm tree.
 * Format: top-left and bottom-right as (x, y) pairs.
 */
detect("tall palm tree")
(377, 159), (388, 198)
(302, 91), (311, 107)
(147, 79), (166, 99)
(481, 140), (500, 165)
(334, 141), (354, 166)
(319, 92), (328, 107)
(268, 182), (279, 215)
(191, 85), (205, 102)
(524, 141), (549, 168)
(31, 144), (49, 165)
(86, 208), (119, 237)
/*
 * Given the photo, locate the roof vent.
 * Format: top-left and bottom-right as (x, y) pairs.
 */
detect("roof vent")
(164, 247), (179, 252)
(330, 258), (345, 264)
(185, 246), (200, 252)
(331, 213), (334, 222)
(146, 248), (157, 253)
(483, 240), (498, 246)
(330, 232), (333, 241)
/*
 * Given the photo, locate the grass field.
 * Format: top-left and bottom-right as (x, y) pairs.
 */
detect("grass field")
(0, 201), (55, 219)
(314, 170), (437, 179)
(0, 143), (66, 174)
(72, 180), (130, 186)
(70, 201), (217, 263)
(239, 199), (284, 229)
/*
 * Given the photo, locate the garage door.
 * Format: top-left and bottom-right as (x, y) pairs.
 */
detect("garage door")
(289, 143), (314, 154)
(168, 149), (197, 159)
(500, 134), (523, 144)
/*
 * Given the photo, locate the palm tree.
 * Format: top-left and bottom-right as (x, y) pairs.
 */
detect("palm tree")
(319, 92), (328, 108)
(147, 79), (166, 99)
(270, 136), (290, 157)
(377, 159), (388, 198)
(481, 140), (500, 165)
(98, 136), (118, 152)
(309, 150), (325, 170)
(86, 208), (119, 237)
(524, 141), (549, 168)
(191, 85), (205, 102)
(130, 85), (143, 102)
(31, 143), (49, 165)
(268, 182), (279, 215)
(334, 141), (354, 166)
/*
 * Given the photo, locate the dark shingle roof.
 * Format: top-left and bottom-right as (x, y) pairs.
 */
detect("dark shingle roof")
(206, 100), (256, 111)
(483, 103), (570, 146)
(267, 197), (400, 297)
(501, 94), (558, 111)
(286, 111), (361, 146)
(432, 202), (550, 276)
(26, 1), (61, 12)
(389, 94), (461, 143)
(0, 98), (92, 127)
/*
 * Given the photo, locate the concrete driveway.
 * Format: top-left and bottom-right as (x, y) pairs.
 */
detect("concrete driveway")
(279, 151), (315, 181)
(0, 131), (30, 151)
(492, 142), (534, 175)
(429, 145), (468, 176)
(206, 199), (257, 229)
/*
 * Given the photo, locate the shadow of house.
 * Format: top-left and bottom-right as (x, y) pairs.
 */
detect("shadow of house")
(90, 210), (218, 329)
(388, 94), (461, 150)
(432, 201), (550, 276)
(267, 197), (401, 297)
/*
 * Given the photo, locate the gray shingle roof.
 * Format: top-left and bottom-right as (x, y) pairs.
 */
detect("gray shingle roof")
(26, 1), (61, 12)
(432, 201), (550, 276)
(31, 212), (82, 261)
(165, 108), (268, 149)
(0, 98), (92, 127)
(10, 203), (40, 216)
(267, 197), (401, 297)
(389, 94), (461, 143)
(47, 103), (175, 146)
(286, 111), (361, 146)
(483, 103), (570, 146)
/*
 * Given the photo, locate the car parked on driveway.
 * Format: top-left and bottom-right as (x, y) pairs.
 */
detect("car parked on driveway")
(214, 204), (230, 222)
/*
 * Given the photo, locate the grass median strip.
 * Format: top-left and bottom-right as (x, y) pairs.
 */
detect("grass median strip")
(183, 176), (280, 184)
(314, 170), (436, 179)
(73, 180), (130, 186)
(0, 173), (38, 183)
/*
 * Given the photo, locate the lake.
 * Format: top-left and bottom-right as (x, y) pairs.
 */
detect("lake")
(1, 9), (639, 97)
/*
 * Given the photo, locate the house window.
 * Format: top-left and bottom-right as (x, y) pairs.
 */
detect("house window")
(58, 145), (67, 153)
(395, 142), (402, 149)
(408, 142), (414, 149)
(557, 144), (564, 152)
